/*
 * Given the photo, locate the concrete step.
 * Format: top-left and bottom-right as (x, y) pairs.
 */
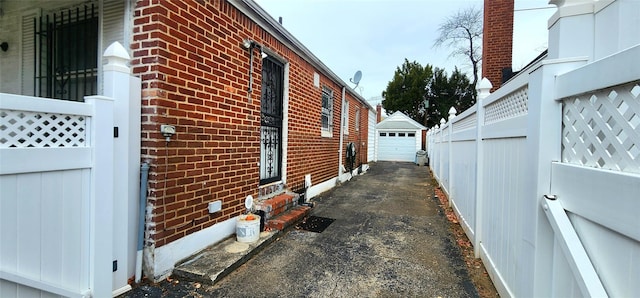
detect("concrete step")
(171, 204), (313, 285)
(266, 205), (311, 231)
(254, 193), (299, 219)
(172, 230), (279, 285)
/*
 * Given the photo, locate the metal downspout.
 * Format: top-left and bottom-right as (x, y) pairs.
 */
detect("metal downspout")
(338, 86), (346, 179)
(135, 162), (150, 283)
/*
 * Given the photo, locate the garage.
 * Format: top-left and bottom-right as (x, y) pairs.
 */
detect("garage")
(377, 131), (417, 161)
(375, 112), (426, 162)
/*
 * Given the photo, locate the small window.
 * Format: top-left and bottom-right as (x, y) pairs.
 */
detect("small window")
(389, 133), (396, 137)
(379, 132), (387, 137)
(321, 86), (333, 136)
(398, 133), (406, 137)
(408, 133), (415, 137)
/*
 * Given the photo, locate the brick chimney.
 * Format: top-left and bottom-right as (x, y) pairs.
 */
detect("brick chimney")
(376, 104), (382, 123)
(482, 0), (514, 92)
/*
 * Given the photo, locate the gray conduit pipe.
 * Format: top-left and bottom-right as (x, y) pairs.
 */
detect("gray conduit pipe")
(338, 86), (346, 179)
(135, 162), (150, 283)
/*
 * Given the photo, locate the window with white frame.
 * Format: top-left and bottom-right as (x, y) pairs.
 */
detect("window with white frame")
(343, 100), (349, 134)
(355, 109), (360, 131)
(321, 86), (333, 136)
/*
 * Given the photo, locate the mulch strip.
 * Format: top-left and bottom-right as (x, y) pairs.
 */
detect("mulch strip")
(434, 186), (499, 298)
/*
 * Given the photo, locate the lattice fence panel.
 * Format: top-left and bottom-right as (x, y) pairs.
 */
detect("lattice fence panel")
(0, 110), (87, 148)
(562, 81), (640, 174)
(485, 86), (528, 124)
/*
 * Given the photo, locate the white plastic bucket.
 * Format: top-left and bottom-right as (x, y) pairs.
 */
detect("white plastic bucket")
(236, 214), (260, 243)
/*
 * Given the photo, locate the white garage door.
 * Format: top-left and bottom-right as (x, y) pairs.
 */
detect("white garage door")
(378, 131), (416, 162)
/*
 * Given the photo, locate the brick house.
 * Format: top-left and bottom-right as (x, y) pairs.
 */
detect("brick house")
(0, 0), (373, 293)
(132, 0), (374, 279)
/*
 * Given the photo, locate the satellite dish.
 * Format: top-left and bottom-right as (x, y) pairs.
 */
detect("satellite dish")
(350, 70), (362, 88)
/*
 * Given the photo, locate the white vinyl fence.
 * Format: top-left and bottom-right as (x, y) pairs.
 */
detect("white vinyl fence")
(430, 51), (640, 297)
(0, 42), (140, 298)
(428, 2), (639, 296)
(0, 94), (113, 298)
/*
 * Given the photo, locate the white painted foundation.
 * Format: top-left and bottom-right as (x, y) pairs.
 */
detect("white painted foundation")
(149, 169), (368, 280)
(306, 177), (337, 199)
(150, 217), (237, 280)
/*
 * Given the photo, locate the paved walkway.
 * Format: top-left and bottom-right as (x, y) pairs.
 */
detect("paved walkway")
(122, 161), (478, 297)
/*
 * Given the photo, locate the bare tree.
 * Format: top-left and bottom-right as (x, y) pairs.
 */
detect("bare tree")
(433, 7), (483, 91)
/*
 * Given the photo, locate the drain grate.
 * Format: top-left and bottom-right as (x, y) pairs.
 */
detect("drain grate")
(295, 216), (335, 233)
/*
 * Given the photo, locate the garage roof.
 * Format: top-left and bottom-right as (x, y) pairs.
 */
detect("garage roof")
(376, 111), (426, 130)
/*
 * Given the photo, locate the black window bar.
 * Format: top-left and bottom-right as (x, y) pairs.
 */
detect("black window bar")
(34, 4), (98, 102)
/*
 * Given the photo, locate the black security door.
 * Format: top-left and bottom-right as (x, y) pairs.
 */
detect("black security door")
(259, 57), (284, 184)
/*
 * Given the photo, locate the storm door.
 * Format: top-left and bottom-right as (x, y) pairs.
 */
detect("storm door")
(259, 57), (284, 184)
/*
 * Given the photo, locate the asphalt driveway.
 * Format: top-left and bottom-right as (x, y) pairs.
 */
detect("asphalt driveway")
(123, 161), (478, 297)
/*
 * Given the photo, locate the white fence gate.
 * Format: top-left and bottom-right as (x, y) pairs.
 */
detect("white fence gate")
(546, 52), (640, 297)
(1, 42), (140, 298)
(0, 94), (114, 298)
(427, 1), (639, 296)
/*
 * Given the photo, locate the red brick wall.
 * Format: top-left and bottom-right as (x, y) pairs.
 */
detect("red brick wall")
(132, 0), (362, 247)
(482, 0), (514, 91)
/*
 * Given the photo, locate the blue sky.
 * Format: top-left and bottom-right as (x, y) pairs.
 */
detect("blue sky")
(254, 0), (555, 105)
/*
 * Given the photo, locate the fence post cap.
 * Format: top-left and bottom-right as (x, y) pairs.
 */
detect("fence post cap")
(477, 77), (493, 100)
(448, 107), (457, 117)
(478, 77), (492, 91)
(103, 42), (130, 74)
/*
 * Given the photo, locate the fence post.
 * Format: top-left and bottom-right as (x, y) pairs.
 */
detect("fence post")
(436, 124), (442, 178)
(102, 41), (141, 292)
(430, 126), (438, 178)
(85, 95), (114, 298)
(447, 107), (457, 205)
(474, 78), (492, 257)
(431, 126), (436, 177)
(439, 118), (446, 186)
(524, 59), (589, 297)
(425, 128), (431, 156)
(522, 1), (595, 295)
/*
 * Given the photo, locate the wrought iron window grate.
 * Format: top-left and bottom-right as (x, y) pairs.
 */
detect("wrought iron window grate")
(34, 4), (98, 102)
